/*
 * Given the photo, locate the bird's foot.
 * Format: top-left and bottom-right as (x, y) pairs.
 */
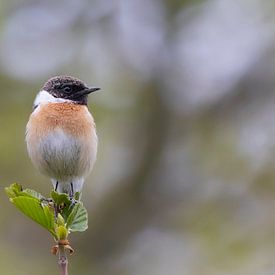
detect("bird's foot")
(55, 181), (59, 192)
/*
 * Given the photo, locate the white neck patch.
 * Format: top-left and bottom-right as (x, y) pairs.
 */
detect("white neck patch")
(33, 90), (72, 109)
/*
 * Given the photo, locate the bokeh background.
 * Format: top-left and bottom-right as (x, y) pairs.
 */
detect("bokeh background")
(1, 0), (275, 274)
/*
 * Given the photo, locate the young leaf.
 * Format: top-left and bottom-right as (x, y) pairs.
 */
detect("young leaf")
(5, 183), (23, 198)
(5, 183), (44, 200)
(50, 191), (73, 220)
(56, 213), (65, 226)
(22, 189), (43, 200)
(74, 192), (81, 201)
(66, 202), (88, 232)
(10, 196), (56, 237)
(51, 191), (71, 205)
(56, 225), (68, 240)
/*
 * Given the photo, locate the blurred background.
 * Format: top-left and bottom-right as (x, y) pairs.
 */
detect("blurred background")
(1, 0), (275, 274)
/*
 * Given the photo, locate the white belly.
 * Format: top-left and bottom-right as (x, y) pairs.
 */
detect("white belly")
(27, 128), (97, 182)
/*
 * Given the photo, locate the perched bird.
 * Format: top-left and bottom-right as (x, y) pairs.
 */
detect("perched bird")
(26, 75), (100, 197)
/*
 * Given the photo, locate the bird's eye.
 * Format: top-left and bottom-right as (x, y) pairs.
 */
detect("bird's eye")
(63, 86), (72, 93)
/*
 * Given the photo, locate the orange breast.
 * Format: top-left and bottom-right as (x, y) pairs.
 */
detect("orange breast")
(27, 103), (96, 141)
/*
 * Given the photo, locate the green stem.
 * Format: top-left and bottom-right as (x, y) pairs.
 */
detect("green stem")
(58, 244), (68, 275)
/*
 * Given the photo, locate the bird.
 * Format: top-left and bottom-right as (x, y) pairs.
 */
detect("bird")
(26, 75), (100, 198)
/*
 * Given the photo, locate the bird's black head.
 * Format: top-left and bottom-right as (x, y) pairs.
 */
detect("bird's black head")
(42, 75), (100, 105)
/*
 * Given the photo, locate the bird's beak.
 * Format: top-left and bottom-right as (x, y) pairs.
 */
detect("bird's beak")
(85, 87), (101, 94)
(76, 87), (100, 98)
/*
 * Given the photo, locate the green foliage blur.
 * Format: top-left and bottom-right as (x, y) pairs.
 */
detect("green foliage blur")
(1, 0), (275, 274)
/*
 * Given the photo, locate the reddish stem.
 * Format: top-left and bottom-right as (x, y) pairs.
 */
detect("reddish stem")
(58, 244), (68, 275)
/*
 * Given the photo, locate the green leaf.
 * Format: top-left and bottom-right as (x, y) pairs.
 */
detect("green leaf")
(6, 183), (89, 238)
(50, 191), (73, 220)
(51, 191), (71, 205)
(10, 196), (56, 237)
(5, 183), (23, 198)
(66, 202), (88, 232)
(56, 213), (65, 226)
(74, 192), (81, 201)
(22, 189), (43, 200)
(5, 183), (44, 200)
(56, 225), (68, 240)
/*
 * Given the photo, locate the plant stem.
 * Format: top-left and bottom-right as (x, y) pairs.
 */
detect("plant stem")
(58, 244), (68, 275)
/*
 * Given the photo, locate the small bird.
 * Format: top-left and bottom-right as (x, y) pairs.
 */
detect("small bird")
(26, 75), (100, 197)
